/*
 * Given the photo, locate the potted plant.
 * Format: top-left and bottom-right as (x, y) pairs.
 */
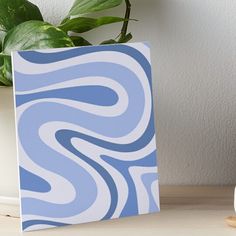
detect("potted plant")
(0, 0), (133, 199)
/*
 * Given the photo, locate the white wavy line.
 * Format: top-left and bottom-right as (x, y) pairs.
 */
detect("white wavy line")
(40, 120), (156, 152)
(24, 224), (55, 232)
(128, 42), (151, 64)
(15, 75), (126, 96)
(15, 77), (129, 118)
(70, 137), (129, 219)
(151, 180), (160, 210)
(128, 166), (159, 215)
(35, 47), (74, 53)
(71, 132), (156, 161)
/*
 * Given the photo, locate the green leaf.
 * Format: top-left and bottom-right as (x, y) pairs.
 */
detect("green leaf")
(3, 21), (74, 55)
(68, 0), (123, 16)
(118, 32), (132, 43)
(70, 36), (92, 46)
(101, 33), (132, 45)
(100, 39), (117, 45)
(59, 16), (126, 34)
(0, 55), (12, 86)
(1, 21), (74, 84)
(0, 56), (3, 67)
(0, 0), (43, 32)
(0, 35), (3, 53)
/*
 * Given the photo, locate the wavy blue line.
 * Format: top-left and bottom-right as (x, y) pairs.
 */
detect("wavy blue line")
(55, 111), (154, 152)
(22, 220), (68, 231)
(16, 85), (118, 107)
(20, 167), (51, 193)
(141, 173), (159, 213)
(100, 150), (157, 217)
(55, 131), (118, 220)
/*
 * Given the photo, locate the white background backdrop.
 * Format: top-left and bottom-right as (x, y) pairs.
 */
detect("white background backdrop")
(1, 0), (235, 197)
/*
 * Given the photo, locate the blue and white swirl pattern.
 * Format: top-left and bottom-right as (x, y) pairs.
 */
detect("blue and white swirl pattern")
(12, 42), (159, 232)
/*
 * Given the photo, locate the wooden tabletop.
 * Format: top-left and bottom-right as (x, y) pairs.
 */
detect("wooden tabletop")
(0, 186), (235, 236)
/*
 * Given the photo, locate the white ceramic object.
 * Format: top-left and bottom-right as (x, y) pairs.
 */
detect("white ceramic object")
(0, 87), (18, 198)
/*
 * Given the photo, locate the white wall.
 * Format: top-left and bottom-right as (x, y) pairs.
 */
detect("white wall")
(3, 0), (236, 190)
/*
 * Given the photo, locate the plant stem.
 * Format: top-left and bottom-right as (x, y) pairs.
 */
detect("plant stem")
(119, 0), (131, 42)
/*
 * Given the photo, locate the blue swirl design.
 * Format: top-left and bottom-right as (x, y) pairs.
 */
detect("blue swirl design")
(13, 43), (159, 232)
